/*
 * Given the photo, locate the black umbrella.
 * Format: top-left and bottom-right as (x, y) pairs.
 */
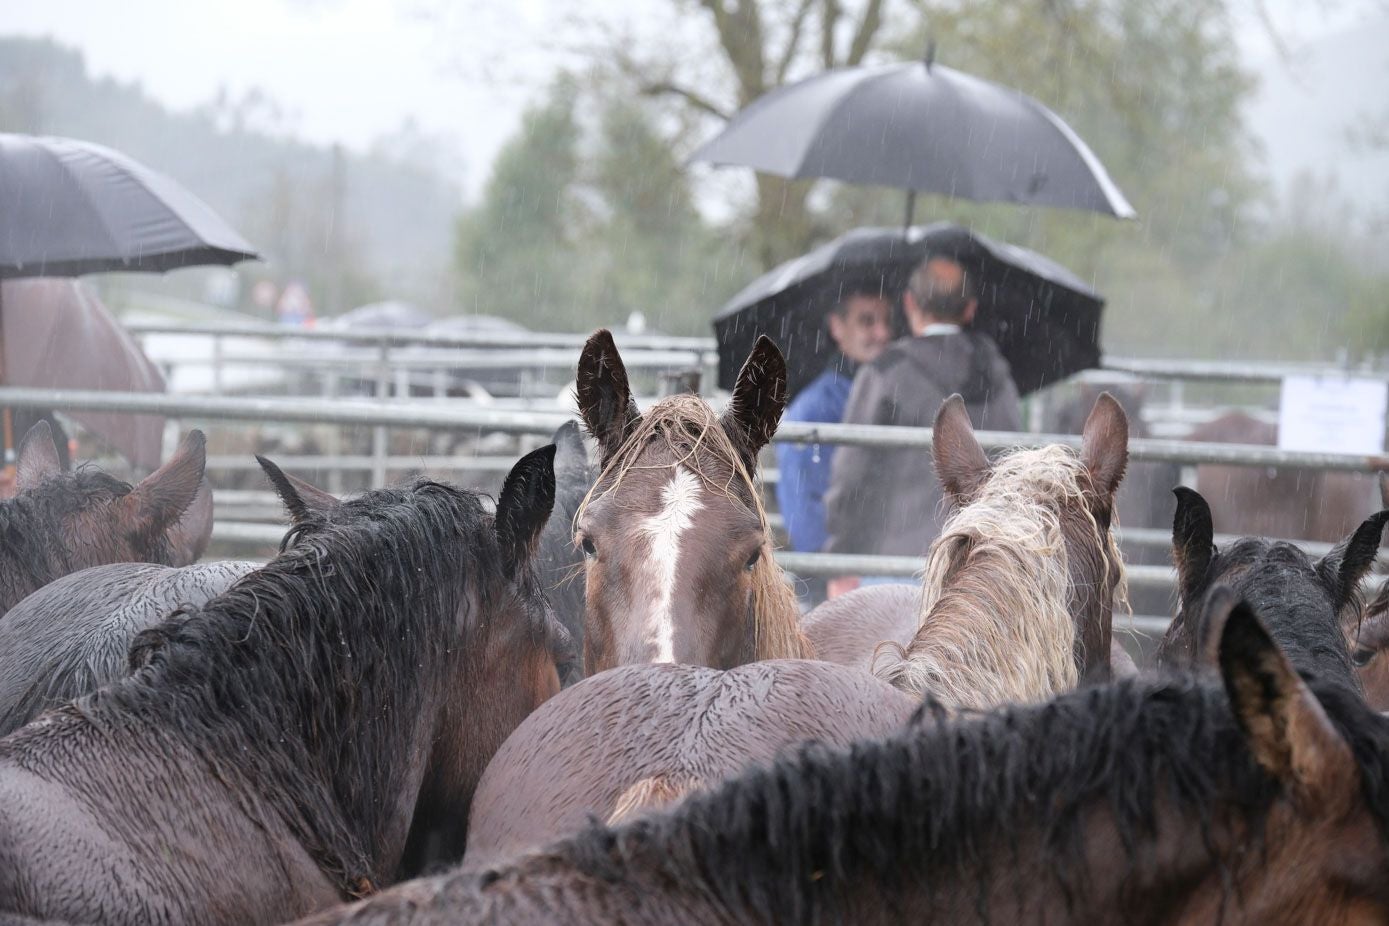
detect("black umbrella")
(0, 133), (258, 476)
(0, 134), (258, 278)
(690, 56), (1135, 224)
(712, 223), (1104, 397)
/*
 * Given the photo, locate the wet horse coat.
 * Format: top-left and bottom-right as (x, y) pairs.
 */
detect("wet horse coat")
(0, 560), (258, 736)
(463, 659), (917, 867)
(0, 450), (564, 924)
(300, 601), (1389, 925)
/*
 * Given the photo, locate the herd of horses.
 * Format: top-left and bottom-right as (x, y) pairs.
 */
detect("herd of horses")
(0, 328), (1388, 923)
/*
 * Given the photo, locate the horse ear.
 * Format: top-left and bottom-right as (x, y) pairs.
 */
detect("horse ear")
(1079, 391), (1129, 501)
(932, 394), (991, 505)
(1172, 487), (1215, 604)
(497, 444), (557, 572)
(256, 454), (339, 524)
(720, 335), (788, 474)
(121, 430), (207, 537)
(1316, 509), (1389, 613)
(551, 420), (590, 477)
(164, 478), (215, 564)
(1218, 595), (1357, 801)
(577, 329), (639, 461)
(1195, 585), (1240, 668)
(14, 420), (63, 490)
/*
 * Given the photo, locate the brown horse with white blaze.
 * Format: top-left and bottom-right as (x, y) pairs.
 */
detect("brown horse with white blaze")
(573, 329), (809, 673)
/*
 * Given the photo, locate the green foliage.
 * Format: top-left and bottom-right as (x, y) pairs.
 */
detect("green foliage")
(452, 78), (751, 334)
(454, 76), (583, 328)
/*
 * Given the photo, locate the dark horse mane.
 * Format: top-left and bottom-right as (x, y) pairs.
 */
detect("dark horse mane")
(28, 479), (507, 895)
(513, 672), (1389, 921)
(0, 467), (164, 604)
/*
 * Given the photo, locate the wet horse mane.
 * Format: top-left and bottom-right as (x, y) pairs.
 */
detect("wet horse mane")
(17, 480), (503, 896)
(577, 393), (808, 661)
(497, 673), (1389, 921)
(878, 444), (1127, 708)
(0, 467), (165, 608)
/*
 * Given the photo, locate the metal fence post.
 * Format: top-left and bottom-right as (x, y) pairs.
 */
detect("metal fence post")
(372, 341), (389, 488)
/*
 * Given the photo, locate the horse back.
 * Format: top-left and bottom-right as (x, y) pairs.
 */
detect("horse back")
(0, 721), (337, 924)
(802, 584), (920, 673)
(465, 660), (916, 868)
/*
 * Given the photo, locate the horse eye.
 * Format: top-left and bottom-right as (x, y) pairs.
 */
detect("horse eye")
(1353, 647), (1376, 668)
(580, 536), (597, 558)
(744, 548), (762, 571)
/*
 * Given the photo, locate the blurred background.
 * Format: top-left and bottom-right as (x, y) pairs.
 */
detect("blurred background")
(3, 0), (1386, 357)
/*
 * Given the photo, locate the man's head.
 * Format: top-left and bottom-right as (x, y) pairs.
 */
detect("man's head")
(826, 290), (893, 365)
(903, 256), (978, 334)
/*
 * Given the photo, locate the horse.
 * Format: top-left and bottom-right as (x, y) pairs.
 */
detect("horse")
(573, 329), (809, 672)
(0, 446), (566, 924)
(462, 659), (917, 867)
(536, 420), (595, 686)
(297, 596), (1389, 925)
(1350, 589), (1389, 709)
(0, 560), (258, 737)
(808, 391), (1129, 708)
(1156, 485), (1389, 695)
(0, 422), (212, 614)
(1186, 410), (1378, 543)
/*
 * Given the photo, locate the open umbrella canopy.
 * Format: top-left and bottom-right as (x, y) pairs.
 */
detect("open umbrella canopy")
(1, 279), (166, 469)
(0, 133), (258, 278)
(713, 223), (1104, 397)
(690, 60), (1134, 220)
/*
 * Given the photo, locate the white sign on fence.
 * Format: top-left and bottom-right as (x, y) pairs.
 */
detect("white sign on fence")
(1278, 375), (1389, 455)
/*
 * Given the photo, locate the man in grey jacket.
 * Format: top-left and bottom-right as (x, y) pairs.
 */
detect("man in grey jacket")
(823, 254), (1022, 598)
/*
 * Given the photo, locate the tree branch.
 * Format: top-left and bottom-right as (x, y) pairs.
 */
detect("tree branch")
(639, 81), (733, 121)
(846, 0), (886, 65)
(775, 0), (818, 84)
(699, 0), (768, 100)
(821, 0), (841, 68)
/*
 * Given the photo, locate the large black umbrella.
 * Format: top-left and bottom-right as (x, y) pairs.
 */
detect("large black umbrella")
(0, 134), (258, 278)
(0, 133), (258, 473)
(690, 56), (1135, 223)
(713, 223), (1104, 397)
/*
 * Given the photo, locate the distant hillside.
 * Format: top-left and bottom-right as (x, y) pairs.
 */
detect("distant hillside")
(0, 35), (461, 311)
(1245, 14), (1389, 220)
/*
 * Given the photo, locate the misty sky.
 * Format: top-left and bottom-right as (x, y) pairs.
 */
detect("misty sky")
(4, 0), (1385, 203)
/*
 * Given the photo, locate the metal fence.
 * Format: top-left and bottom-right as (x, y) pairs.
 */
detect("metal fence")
(5, 383), (1388, 642)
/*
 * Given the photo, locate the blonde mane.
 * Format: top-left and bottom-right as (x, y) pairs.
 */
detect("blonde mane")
(876, 444), (1128, 709)
(578, 395), (809, 662)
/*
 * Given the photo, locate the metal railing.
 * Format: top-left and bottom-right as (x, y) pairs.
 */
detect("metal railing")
(122, 319), (1386, 385)
(4, 387), (1387, 473)
(10, 385), (1387, 641)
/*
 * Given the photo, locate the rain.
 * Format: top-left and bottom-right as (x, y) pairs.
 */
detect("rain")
(0, 0), (1388, 921)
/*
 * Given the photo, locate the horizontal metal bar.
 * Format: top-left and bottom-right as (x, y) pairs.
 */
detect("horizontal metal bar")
(127, 319), (715, 356)
(7, 387), (1389, 473)
(126, 320), (1386, 384)
(1102, 356), (1387, 384)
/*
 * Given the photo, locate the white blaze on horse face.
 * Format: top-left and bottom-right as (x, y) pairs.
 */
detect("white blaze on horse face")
(639, 466), (705, 662)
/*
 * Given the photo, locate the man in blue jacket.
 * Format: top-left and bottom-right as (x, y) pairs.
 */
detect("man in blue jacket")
(775, 286), (893, 602)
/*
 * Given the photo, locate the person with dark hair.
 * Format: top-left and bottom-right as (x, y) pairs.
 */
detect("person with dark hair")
(823, 255), (1022, 597)
(774, 287), (892, 602)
